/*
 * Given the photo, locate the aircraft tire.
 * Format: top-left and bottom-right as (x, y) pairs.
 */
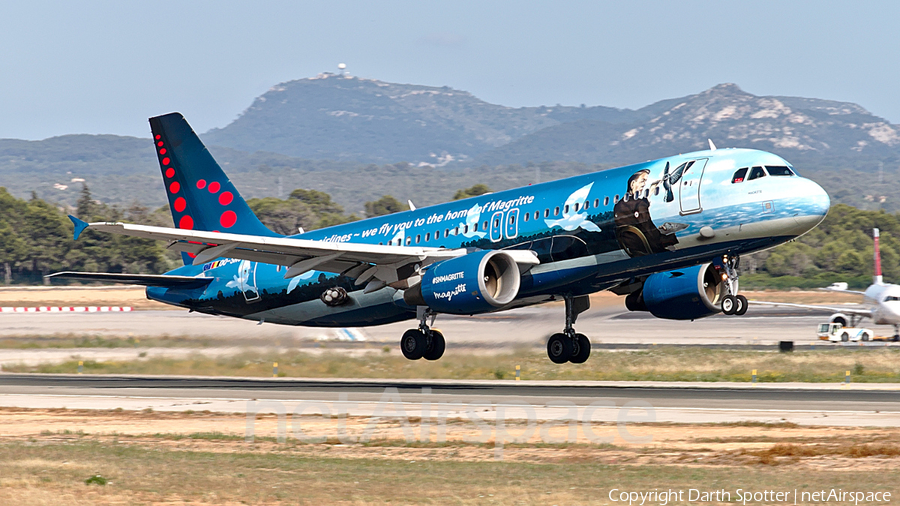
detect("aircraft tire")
(569, 333), (591, 364)
(547, 333), (573, 364)
(735, 295), (748, 315)
(400, 329), (427, 360)
(423, 330), (446, 361)
(722, 295), (737, 315)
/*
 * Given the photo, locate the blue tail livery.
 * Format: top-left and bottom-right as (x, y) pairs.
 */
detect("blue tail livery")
(49, 113), (830, 364)
(149, 113), (278, 264)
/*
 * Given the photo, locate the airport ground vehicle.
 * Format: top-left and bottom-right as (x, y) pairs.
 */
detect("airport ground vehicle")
(816, 322), (874, 342)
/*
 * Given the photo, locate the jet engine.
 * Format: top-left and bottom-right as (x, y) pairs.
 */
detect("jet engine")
(630, 263), (726, 320)
(403, 250), (521, 314)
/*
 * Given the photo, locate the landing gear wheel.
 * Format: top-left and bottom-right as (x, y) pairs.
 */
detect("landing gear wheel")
(735, 295), (748, 315)
(400, 329), (427, 360)
(569, 333), (591, 364)
(893, 335), (900, 342)
(547, 333), (573, 364)
(423, 329), (445, 361)
(722, 295), (737, 315)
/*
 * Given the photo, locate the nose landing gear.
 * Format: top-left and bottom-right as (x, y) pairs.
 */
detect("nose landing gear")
(547, 295), (592, 364)
(720, 255), (748, 316)
(400, 308), (445, 361)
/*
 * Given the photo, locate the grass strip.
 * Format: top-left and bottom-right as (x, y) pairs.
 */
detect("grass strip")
(5, 347), (900, 382)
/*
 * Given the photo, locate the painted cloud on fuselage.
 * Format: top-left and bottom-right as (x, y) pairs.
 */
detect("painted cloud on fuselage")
(544, 183), (602, 233)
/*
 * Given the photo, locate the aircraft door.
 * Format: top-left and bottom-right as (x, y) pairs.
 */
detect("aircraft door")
(679, 158), (708, 215)
(238, 260), (260, 302)
(505, 208), (519, 239)
(489, 211), (503, 242)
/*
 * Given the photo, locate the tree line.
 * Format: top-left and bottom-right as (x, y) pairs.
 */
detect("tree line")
(2, 182), (884, 289)
(0, 184), (492, 284)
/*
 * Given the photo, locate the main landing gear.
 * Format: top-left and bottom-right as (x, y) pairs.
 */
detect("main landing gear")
(720, 254), (748, 316)
(547, 295), (592, 364)
(893, 325), (900, 342)
(400, 308), (445, 361)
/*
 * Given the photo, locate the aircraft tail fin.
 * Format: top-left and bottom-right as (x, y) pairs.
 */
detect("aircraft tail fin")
(149, 113), (279, 265)
(874, 228), (883, 285)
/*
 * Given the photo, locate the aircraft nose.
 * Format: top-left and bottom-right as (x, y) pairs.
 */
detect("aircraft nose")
(792, 178), (830, 232)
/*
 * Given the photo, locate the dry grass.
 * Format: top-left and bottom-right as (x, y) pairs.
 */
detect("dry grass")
(8, 347), (900, 383)
(0, 439), (897, 505)
(0, 286), (171, 309)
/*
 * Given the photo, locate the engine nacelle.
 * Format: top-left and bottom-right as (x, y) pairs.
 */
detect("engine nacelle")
(404, 250), (521, 314)
(830, 314), (849, 327)
(641, 263), (726, 320)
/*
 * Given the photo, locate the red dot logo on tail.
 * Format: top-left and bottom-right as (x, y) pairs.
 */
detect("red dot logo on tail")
(165, 168), (175, 178)
(162, 157), (170, 165)
(196, 179), (206, 189)
(220, 211), (237, 228)
(159, 148), (166, 155)
(219, 192), (233, 206)
(169, 181), (180, 193)
(179, 215), (194, 229)
(208, 182), (221, 193)
(174, 197), (186, 213)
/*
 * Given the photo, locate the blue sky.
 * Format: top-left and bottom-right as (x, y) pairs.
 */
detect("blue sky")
(2, 1), (899, 140)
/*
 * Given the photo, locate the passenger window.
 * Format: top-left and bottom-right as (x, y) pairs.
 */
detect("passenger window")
(509, 215), (515, 225)
(534, 211), (539, 220)
(378, 242), (383, 246)
(406, 237), (411, 245)
(766, 165), (794, 176)
(473, 223), (478, 232)
(748, 166), (766, 180)
(594, 198), (600, 208)
(493, 218), (500, 228)
(654, 187), (660, 196)
(554, 206), (560, 216)
(524, 213), (529, 222)
(564, 204), (570, 214)
(732, 167), (748, 183)
(444, 228), (449, 237)
(574, 203), (579, 212)
(416, 234), (421, 243)
(603, 197), (609, 206)
(614, 194), (620, 203)
(454, 227), (459, 235)
(425, 233), (430, 241)
(544, 209), (549, 218)
(483, 220), (488, 230)
(463, 225), (469, 234)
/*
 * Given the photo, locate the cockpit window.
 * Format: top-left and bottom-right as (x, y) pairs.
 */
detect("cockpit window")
(748, 166), (766, 180)
(884, 295), (900, 302)
(765, 165), (794, 176)
(732, 167), (748, 183)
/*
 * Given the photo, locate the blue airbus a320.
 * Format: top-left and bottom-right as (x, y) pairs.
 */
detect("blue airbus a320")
(51, 113), (830, 364)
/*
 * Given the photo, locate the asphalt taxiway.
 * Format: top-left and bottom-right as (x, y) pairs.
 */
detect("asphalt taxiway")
(1, 374), (897, 427)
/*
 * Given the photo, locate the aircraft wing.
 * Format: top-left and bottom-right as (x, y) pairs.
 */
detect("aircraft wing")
(69, 217), (540, 285)
(750, 300), (873, 318)
(46, 272), (213, 289)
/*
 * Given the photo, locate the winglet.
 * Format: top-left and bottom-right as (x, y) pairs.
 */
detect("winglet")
(708, 139), (717, 151)
(68, 215), (89, 240)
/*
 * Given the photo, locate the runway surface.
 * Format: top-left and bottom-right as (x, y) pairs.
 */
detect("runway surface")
(1, 374), (897, 426)
(0, 303), (882, 348)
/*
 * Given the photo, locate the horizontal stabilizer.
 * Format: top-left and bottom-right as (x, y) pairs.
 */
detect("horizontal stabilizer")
(46, 272), (213, 289)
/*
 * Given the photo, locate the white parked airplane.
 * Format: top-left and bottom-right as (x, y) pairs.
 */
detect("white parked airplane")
(754, 228), (900, 340)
